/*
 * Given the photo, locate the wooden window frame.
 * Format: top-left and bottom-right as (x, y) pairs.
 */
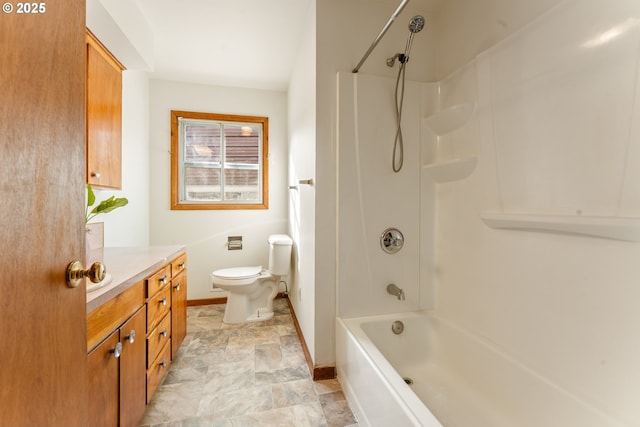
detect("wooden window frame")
(170, 110), (269, 210)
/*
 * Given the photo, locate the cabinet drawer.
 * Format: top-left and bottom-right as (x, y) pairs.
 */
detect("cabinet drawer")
(146, 265), (170, 298)
(146, 339), (171, 404)
(87, 280), (145, 352)
(171, 253), (187, 278)
(147, 284), (171, 332)
(146, 313), (171, 369)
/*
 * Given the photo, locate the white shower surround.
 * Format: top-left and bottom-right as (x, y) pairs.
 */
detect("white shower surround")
(336, 71), (435, 318)
(336, 0), (640, 424)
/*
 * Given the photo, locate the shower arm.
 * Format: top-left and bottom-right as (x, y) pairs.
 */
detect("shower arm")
(352, 0), (410, 73)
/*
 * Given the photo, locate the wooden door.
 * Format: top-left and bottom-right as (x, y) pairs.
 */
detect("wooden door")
(0, 2), (88, 427)
(120, 306), (147, 427)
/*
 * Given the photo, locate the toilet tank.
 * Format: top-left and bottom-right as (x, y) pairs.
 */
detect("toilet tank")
(268, 234), (293, 275)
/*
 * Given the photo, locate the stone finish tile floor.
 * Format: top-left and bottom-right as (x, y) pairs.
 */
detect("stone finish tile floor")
(139, 299), (359, 427)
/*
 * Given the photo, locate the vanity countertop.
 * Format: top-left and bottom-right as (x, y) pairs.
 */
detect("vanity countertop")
(86, 245), (186, 313)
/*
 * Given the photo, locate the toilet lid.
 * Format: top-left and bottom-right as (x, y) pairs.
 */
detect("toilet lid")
(212, 266), (262, 280)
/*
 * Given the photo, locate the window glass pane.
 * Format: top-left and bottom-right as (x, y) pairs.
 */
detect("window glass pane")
(224, 124), (260, 165)
(184, 166), (221, 201)
(185, 124), (220, 163)
(224, 168), (259, 201)
(171, 111), (268, 210)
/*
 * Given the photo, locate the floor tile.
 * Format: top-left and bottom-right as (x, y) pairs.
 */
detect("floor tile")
(140, 299), (357, 427)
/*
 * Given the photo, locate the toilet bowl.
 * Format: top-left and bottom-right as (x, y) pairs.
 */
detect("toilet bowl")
(210, 234), (293, 324)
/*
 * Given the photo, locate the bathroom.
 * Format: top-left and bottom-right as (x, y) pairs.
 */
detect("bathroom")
(89, 0), (640, 425)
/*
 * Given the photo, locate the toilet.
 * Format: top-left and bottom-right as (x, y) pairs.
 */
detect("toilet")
(210, 234), (293, 324)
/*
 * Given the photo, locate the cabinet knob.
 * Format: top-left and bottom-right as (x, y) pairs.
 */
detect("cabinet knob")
(159, 359), (167, 368)
(178, 262), (185, 269)
(159, 297), (167, 306)
(160, 329), (168, 338)
(65, 261), (106, 288)
(124, 330), (136, 344)
(111, 342), (123, 359)
(90, 171), (101, 179)
(160, 275), (168, 285)
(174, 282), (181, 291)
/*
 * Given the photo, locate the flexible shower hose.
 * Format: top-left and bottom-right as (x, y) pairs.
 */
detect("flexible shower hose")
(392, 60), (407, 173)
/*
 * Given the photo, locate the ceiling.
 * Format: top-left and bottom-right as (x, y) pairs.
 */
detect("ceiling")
(132, 0), (443, 91)
(135, 0), (312, 91)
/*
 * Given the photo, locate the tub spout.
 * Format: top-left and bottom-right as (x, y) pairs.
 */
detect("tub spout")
(387, 283), (405, 301)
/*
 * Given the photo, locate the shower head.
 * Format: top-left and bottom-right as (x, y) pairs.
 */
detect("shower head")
(386, 15), (426, 67)
(408, 15), (425, 33)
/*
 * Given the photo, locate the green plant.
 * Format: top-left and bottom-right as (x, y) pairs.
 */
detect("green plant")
(85, 184), (129, 223)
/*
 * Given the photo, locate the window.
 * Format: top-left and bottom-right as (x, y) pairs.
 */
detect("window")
(171, 111), (268, 210)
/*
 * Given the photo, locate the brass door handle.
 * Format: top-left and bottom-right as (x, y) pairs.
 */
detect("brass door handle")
(66, 261), (106, 288)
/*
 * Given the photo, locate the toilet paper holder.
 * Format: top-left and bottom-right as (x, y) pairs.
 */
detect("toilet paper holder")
(227, 236), (243, 250)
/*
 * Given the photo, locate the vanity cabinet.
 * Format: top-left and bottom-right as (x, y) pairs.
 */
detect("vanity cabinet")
(119, 307), (148, 427)
(145, 270), (172, 402)
(171, 253), (187, 358)
(86, 29), (124, 189)
(87, 249), (187, 426)
(88, 308), (147, 427)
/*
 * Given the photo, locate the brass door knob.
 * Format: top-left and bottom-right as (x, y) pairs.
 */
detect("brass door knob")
(66, 261), (106, 288)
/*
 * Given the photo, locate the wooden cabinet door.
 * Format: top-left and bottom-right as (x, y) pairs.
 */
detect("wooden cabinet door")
(0, 2), (89, 426)
(120, 306), (147, 427)
(86, 30), (123, 189)
(88, 331), (120, 427)
(172, 270), (188, 357)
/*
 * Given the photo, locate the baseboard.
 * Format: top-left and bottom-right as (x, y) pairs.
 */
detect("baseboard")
(187, 297), (226, 306)
(187, 293), (288, 307)
(285, 298), (336, 381)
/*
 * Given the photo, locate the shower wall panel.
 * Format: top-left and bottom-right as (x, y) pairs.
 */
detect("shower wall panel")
(434, 0), (640, 424)
(336, 72), (423, 318)
(477, 0), (640, 217)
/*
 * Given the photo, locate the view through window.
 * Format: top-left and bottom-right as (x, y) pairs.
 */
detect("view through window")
(171, 111), (268, 210)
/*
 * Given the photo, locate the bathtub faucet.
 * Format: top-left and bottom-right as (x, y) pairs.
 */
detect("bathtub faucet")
(387, 283), (405, 301)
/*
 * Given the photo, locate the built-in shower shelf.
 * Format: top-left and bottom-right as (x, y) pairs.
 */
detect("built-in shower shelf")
(423, 156), (477, 182)
(424, 102), (475, 135)
(480, 212), (640, 242)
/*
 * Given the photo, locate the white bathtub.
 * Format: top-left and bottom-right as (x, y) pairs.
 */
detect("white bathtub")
(336, 312), (621, 427)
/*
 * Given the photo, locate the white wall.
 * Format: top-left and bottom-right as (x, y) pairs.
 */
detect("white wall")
(148, 80), (289, 300)
(287, 2), (318, 365)
(87, 2), (152, 248)
(431, 0), (640, 423)
(92, 70), (150, 248)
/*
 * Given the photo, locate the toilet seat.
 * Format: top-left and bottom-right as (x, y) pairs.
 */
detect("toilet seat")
(211, 266), (264, 286)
